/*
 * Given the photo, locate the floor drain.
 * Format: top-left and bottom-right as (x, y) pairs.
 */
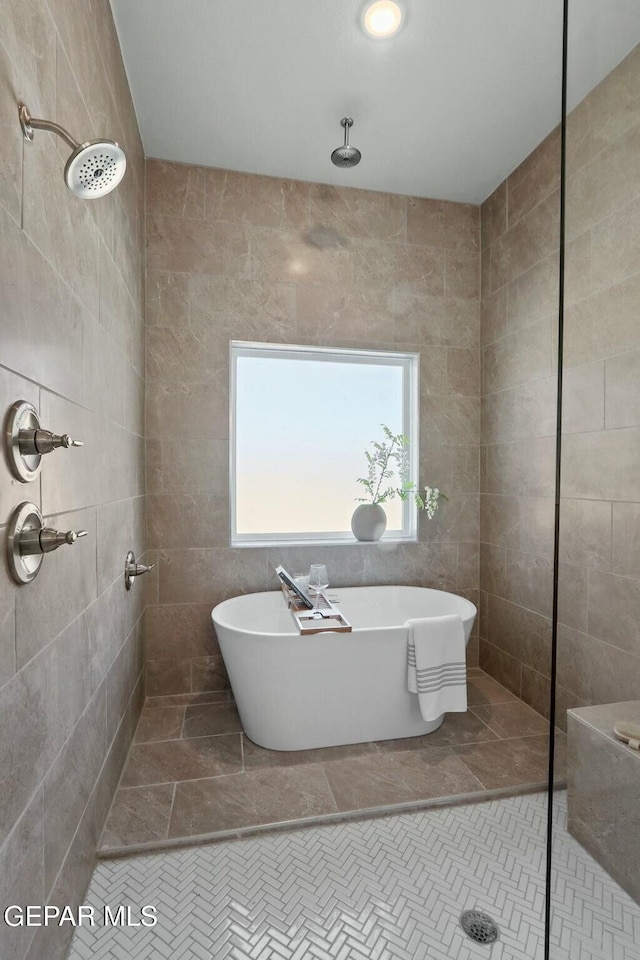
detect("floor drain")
(460, 910), (500, 944)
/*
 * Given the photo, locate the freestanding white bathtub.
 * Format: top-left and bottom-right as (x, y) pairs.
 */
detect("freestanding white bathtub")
(212, 585), (476, 751)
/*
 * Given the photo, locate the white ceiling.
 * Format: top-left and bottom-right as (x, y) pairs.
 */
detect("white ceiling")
(109, 0), (640, 204)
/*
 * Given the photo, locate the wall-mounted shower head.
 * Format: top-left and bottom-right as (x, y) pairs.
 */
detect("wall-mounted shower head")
(331, 117), (362, 168)
(19, 103), (126, 199)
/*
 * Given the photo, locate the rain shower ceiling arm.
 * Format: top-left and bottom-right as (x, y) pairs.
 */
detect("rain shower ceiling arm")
(331, 117), (362, 168)
(19, 105), (78, 151)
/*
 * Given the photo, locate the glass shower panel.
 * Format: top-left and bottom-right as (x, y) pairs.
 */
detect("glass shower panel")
(477, 5), (564, 957)
(550, 2), (640, 956)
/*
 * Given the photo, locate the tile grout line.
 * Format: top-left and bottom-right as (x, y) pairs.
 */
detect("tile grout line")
(165, 781), (178, 843)
(316, 760), (341, 816)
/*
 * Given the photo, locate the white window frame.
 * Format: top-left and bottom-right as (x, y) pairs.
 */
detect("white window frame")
(230, 341), (419, 547)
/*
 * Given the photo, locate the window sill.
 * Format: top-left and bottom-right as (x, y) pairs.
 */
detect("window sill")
(231, 535), (418, 548)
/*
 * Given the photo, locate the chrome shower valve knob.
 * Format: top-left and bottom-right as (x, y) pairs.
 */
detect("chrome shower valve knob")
(21, 526), (88, 556)
(5, 400), (83, 482)
(6, 502), (88, 584)
(18, 428), (83, 456)
(124, 550), (155, 590)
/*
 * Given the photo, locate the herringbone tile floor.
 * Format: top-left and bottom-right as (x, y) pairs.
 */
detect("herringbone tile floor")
(69, 791), (640, 960)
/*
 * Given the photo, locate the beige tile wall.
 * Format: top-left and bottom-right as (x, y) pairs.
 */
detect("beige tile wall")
(479, 126), (561, 709)
(479, 43), (640, 725)
(567, 702), (640, 902)
(557, 43), (640, 716)
(144, 163), (481, 693)
(0, 1), (145, 957)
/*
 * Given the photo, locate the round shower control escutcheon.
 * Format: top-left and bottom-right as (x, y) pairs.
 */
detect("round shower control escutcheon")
(4, 399), (84, 483)
(6, 502), (45, 583)
(6, 502), (88, 585)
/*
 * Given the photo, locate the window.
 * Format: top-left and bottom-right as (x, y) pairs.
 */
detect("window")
(230, 342), (419, 546)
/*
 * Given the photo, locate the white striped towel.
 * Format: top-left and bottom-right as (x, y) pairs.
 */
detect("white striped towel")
(406, 615), (467, 722)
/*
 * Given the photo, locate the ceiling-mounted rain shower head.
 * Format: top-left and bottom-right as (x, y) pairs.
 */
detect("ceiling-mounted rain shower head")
(331, 117), (362, 168)
(19, 103), (126, 199)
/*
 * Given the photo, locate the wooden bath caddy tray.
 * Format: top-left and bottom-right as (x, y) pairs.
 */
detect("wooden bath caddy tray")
(279, 583), (352, 635)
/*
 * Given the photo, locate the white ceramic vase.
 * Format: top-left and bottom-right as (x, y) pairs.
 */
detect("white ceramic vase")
(351, 503), (387, 541)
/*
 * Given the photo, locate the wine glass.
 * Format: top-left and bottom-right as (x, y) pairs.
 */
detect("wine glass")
(308, 564), (329, 614)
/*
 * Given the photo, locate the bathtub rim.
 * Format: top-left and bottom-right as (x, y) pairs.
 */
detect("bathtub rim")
(212, 584), (477, 637)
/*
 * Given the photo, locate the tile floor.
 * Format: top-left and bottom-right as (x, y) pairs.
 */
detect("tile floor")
(70, 791), (640, 960)
(100, 669), (565, 853)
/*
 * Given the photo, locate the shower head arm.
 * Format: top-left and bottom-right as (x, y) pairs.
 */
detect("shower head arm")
(19, 104), (79, 151)
(341, 117), (353, 147)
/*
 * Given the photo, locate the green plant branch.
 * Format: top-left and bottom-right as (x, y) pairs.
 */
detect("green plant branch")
(355, 424), (446, 519)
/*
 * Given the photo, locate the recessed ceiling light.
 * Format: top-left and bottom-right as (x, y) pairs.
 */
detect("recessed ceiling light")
(362, 1), (404, 39)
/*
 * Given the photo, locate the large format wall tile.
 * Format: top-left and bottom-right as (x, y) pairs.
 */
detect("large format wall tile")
(0, 2), (145, 957)
(507, 128), (561, 229)
(562, 427), (640, 501)
(612, 502), (640, 578)
(0, 615), (91, 848)
(27, 795), (97, 960)
(192, 271), (295, 329)
(0, 207), (85, 403)
(145, 380), (228, 441)
(507, 253), (559, 331)
(481, 377), (556, 445)
(22, 137), (100, 317)
(147, 215), (250, 276)
(209, 168), (311, 230)
(15, 508), (97, 668)
(561, 361), (605, 434)
(144, 604), (219, 660)
(563, 270), (640, 367)
(39, 396), (99, 515)
(489, 191), (560, 292)
(146, 159), (205, 220)
(296, 282), (393, 345)
(0, 792), (44, 960)
(353, 238), (444, 295)
(96, 499), (135, 595)
(146, 325), (210, 381)
(145, 162), (481, 694)
(146, 439), (228, 497)
(408, 198), (479, 250)
(307, 182), (407, 242)
(557, 625), (640, 706)
(482, 317), (552, 395)
(0, 654), (50, 848)
(0, 367), (40, 521)
(0, 570), (17, 690)
(586, 571), (640, 656)
(604, 349), (640, 428)
(480, 41), (640, 727)
(481, 182), (507, 250)
(486, 595), (552, 674)
(559, 499), (612, 571)
(482, 437), (556, 498)
(158, 548), (271, 605)
(43, 689), (107, 892)
(568, 707), (640, 904)
(590, 194), (640, 292)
